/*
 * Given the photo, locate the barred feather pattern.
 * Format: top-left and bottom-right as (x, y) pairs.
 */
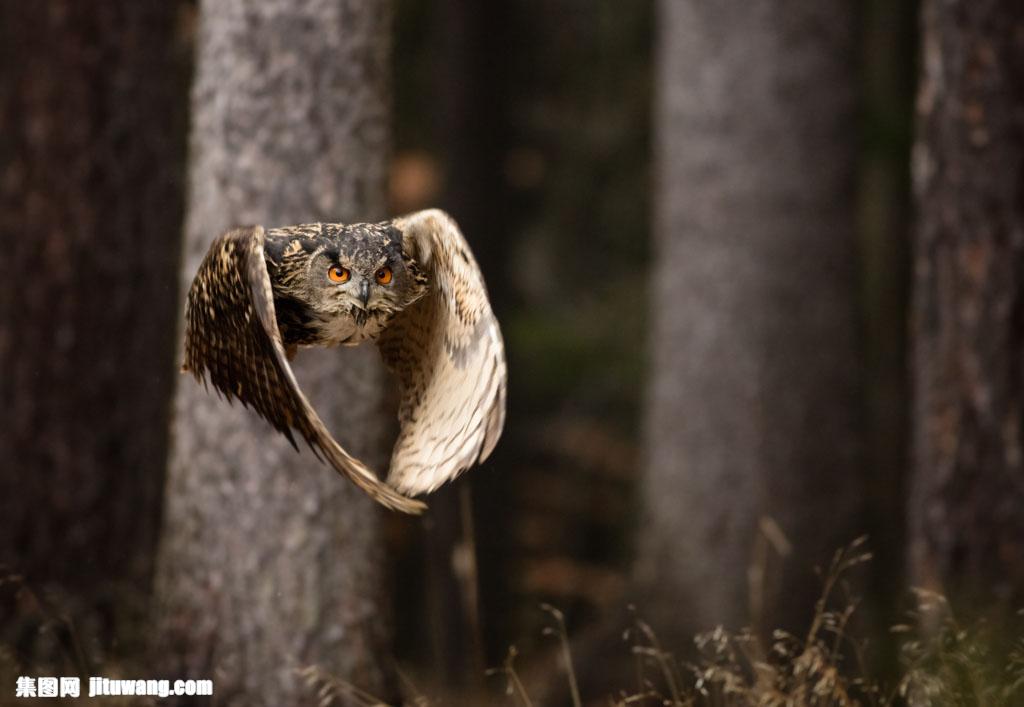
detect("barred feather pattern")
(378, 210), (507, 495)
(183, 226), (426, 513)
(182, 210), (506, 511)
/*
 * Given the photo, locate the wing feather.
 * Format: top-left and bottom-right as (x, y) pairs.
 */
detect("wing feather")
(377, 210), (508, 495)
(183, 226), (425, 514)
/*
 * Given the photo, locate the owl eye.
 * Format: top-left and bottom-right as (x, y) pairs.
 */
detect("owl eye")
(375, 266), (393, 285)
(328, 265), (350, 283)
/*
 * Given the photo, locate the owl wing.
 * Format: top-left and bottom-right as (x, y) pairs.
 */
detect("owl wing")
(376, 210), (507, 495)
(182, 225), (425, 514)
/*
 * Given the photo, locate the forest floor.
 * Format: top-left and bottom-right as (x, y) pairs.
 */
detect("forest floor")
(299, 541), (1024, 707)
(5, 539), (1023, 707)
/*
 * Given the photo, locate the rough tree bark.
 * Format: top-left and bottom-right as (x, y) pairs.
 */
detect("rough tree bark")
(0, 1), (188, 665)
(909, 0), (1024, 615)
(154, 1), (394, 704)
(639, 0), (864, 637)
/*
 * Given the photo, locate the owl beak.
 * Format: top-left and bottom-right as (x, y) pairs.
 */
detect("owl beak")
(358, 279), (371, 308)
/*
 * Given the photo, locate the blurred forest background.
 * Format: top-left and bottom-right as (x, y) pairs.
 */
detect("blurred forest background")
(2, 0), (1024, 705)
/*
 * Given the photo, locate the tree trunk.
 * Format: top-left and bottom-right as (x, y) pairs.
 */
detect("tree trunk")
(909, 0), (1024, 616)
(0, 0), (188, 666)
(639, 0), (864, 638)
(419, 1), (504, 687)
(154, 1), (394, 704)
(859, 0), (917, 677)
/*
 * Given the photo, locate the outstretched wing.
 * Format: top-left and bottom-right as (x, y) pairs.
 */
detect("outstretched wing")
(182, 225), (425, 514)
(377, 210), (507, 495)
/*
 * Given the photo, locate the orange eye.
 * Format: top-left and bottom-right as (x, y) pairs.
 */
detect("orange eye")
(328, 265), (350, 283)
(375, 266), (393, 285)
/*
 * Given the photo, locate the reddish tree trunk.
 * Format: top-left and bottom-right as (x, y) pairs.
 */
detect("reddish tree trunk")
(0, 0), (189, 667)
(909, 0), (1024, 615)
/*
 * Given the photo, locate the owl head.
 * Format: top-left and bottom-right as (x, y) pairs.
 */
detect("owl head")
(265, 222), (428, 344)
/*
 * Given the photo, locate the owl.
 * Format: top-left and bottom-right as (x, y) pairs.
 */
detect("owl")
(182, 209), (507, 514)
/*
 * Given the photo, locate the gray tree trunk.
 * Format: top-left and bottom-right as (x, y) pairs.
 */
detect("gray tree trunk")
(154, 1), (394, 704)
(0, 0), (188, 665)
(639, 0), (864, 638)
(908, 0), (1024, 616)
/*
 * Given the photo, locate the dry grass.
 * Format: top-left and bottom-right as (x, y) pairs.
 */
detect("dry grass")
(7, 544), (1024, 707)
(305, 539), (1024, 707)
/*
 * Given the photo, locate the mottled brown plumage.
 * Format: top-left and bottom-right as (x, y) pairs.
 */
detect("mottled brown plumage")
(182, 210), (506, 513)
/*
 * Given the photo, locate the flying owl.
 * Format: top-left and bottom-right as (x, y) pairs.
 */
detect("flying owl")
(182, 209), (507, 514)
